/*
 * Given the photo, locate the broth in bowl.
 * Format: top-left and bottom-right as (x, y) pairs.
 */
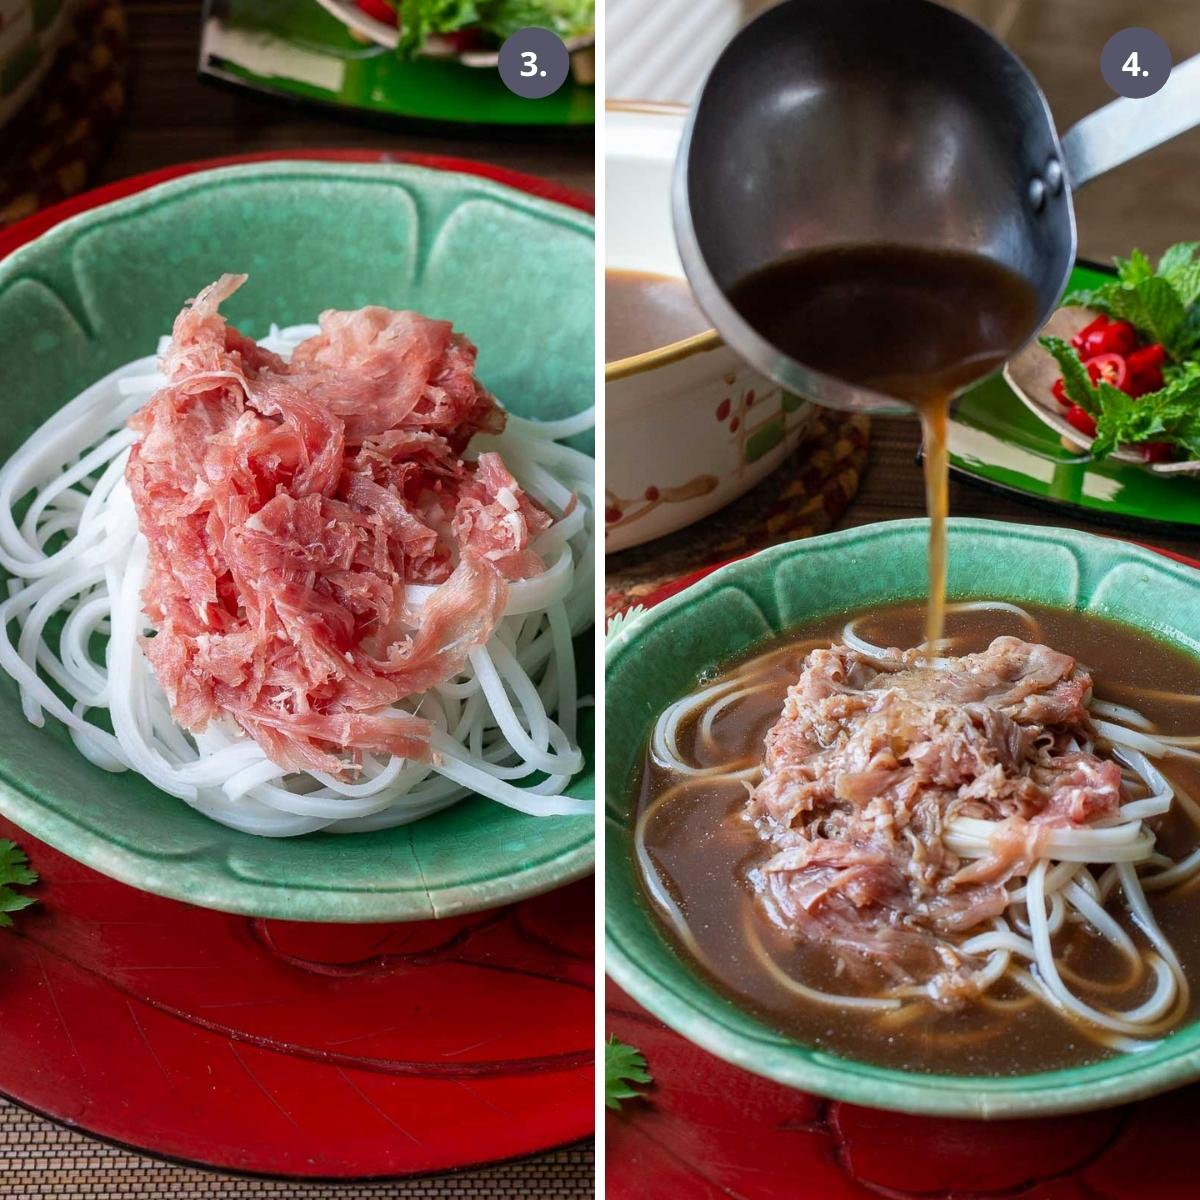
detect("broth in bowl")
(633, 599), (1200, 1074)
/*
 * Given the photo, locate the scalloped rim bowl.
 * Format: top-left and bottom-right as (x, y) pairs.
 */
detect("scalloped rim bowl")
(0, 160), (595, 921)
(606, 518), (1200, 1117)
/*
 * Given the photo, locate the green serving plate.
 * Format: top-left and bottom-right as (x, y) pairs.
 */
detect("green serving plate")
(200, 0), (594, 133)
(0, 160), (594, 920)
(950, 265), (1200, 530)
(606, 518), (1200, 1116)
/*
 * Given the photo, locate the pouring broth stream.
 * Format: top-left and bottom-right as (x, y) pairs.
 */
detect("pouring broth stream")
(727, 244), (1040, 644)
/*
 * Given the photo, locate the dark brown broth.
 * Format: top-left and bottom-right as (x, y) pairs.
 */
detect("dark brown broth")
(633, 602), (1200, 1075)
(605, 269), (711, 362)
(727, 245), (1040, 645)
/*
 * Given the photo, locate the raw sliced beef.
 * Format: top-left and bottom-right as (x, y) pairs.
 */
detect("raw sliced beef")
(126, 275), (551, 776)
(747, 638), (1121, 1006)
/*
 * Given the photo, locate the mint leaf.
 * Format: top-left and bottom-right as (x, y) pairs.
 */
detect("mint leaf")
(1067, 243), (1200, 361)
(1169, 263), (1200, 313)
(395, 0), (482, 57)
(1090, 370), (1200, 460)
(1091, 383), (1136, 458)
(1172, 410), (1200, 459)
(0, 839), (38, 927)
(1116, 249), (1155, 287)
(1133, 276), (1187, 356)
(1039, 336), (1099, 412)
(605, 1035), (651, 1110)
(482, 0), (594, 39)
(1063, 280), (1131, 317)
(1158, 241), (1200, 278)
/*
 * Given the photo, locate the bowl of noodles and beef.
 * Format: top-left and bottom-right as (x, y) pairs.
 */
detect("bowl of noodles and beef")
(0, 158), (595, 920)
(605, 518), (1200, 1115)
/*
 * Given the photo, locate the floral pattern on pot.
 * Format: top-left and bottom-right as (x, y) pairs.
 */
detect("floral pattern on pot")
(606, 351), (814, 553)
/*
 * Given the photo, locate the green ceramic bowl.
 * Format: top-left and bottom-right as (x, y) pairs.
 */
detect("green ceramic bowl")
(606, 518), (1200, 1117)
(0, 160), (594, 921)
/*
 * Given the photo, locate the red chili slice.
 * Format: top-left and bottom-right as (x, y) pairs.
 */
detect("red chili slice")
(1072, 314), (1109, 351)
(1085, 352), (1128, 392)
(356, 0), (398, 22)
(1126, 344), (1166, 396)
(442, 27), (485, 51)
(1065, 405), (1097, 438)
(1128, 343), (1167, 373)
(1142, 441), (1175, 463)
(1095, 320), (1137, 356)
(1051, 378), (1070, 409)
(1128, 366), (1164, 397)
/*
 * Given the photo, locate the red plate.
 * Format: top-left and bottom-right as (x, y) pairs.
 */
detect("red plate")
(0, 151), (594, 1180)
(608, 544), (1200, 1200)
(1, 815), (592, 1178)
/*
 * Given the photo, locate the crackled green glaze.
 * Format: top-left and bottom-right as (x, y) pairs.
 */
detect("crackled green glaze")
(606, 519), (1200, 1116)
(0, 162), (594, 921)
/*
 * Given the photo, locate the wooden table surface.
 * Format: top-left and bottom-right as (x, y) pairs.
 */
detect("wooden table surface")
(0, 3), (593, 1198)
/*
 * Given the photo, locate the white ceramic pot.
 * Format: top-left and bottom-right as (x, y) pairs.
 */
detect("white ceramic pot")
(605, 103), (814, 553)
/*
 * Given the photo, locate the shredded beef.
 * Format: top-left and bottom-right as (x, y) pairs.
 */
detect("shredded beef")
(747, 637), (1121, 1006)
(126, 275), (551, 776)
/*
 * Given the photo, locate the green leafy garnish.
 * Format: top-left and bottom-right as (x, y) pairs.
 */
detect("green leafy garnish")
(605, 1035), (651, 1110)
(1093, 371), (1200, 460)
(1041, 241), (1200, 461)
(1039, 335), (1099, 414)
(0, 839), (38, 927)
(394, 0), (593, 57)
(1065, 242), (1200, 362)
(396, 0), (481, 57)
(483, 0), (594, 39)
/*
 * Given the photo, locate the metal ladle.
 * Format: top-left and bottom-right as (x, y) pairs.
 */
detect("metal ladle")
(673, 0), (1200, 414)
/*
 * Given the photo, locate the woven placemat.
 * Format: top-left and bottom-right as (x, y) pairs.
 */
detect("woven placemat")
(0, 1102), (594, 1198)
(0, 0), (127, 228)
(605, 410), (870, 616)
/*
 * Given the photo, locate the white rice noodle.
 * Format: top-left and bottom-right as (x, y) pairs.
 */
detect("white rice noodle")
(0, 330), (595, 836)
(648, 654), (1200, 1050)
(943, 600), (1041, 636)
(1096, 719), (1200, 763)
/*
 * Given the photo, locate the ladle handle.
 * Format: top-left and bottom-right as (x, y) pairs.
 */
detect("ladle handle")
(1061, 54), (1200, 190)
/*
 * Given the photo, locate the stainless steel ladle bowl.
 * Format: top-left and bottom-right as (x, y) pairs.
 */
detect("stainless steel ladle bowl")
(673, 0), (1200, 414)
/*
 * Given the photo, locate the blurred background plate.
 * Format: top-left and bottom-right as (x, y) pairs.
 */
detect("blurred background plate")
(948, 262), (1200, 532)
(200, 0), (594, 134)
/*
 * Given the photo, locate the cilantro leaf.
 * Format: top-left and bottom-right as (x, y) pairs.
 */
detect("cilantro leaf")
(605, 1035), (651, 1110)
(0, 839), (38, 927)
(1039, 336), (1099, 413)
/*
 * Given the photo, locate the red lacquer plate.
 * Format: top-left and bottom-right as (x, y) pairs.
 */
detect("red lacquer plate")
(0, 151), (594, 1180)
(607, 544), (1200, 1200)
(1, 815), (592, 1178)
